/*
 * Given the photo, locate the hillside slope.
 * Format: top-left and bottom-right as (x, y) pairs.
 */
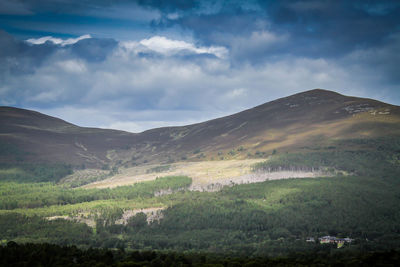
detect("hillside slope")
(114, 89), (400, 165)
(1, 89), (400, 168)
(0, 107), (136, 167)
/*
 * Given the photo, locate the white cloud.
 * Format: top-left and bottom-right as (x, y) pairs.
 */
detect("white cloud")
(26, 34), (92, 46)
(226, 88), (247, 99)
(120, 36), (228, 58)
(57, 60), (87, 73)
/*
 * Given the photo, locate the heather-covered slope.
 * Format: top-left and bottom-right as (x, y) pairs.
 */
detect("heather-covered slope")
(113, 89), (400, 165)
(1, 89), (400, 168)
(0, 107), (135, 168)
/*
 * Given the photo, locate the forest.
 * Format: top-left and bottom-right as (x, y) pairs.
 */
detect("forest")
(0, 137), (400, 263)
(1, 242), (400, 266)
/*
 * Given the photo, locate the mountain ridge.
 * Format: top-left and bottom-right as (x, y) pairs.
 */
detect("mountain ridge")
(1, 89), (399, 168)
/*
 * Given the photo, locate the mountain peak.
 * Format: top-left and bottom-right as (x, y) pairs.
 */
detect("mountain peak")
(288, 88), (346, 100)
(253, 89), (349, 112)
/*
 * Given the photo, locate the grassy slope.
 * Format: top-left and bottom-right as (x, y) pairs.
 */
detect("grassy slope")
(84, 159), (265, 189)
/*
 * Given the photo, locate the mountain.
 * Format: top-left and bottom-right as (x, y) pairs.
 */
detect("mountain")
(125, 89), (400, 163)
(1, 89), (400, 168)
(0, 106), (135, 167)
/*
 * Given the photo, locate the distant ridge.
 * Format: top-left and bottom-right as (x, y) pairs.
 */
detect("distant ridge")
(1, 89), (399, 168)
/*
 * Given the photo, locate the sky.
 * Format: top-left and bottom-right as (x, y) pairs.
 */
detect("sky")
(0, 0), (399, 132)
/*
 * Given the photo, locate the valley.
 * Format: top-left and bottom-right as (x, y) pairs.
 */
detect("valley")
(2, 0), (400, 263)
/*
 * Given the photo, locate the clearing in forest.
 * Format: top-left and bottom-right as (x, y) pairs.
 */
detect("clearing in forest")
(84, 159), (326, 190)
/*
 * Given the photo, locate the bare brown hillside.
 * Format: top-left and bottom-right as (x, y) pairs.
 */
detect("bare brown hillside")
(1, 89), (399, 168)
(112, 89), (400, 165)
(0, 107), (136, 167)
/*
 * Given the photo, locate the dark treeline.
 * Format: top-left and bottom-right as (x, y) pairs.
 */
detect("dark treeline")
(252, 137), (400, 177)
(0, 162), (72, 183)
(0, 213), (93, 246)
(1, 242), (399, 267)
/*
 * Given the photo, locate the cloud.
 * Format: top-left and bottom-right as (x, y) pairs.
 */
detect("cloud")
(136, 0), (199, 13)
(0, 0), (198, 17)
(262, 0), (400, 52)
(356, 1), (400, 16)
(150, 0), (399, 61)
(35, 106), (222, 133)
(3, 32), (398, 132)
(26, 34), (92, 46)
(343, 32), (400, 85)
(104, 119), (201, 133)
(0, 30), (58, 76)
(0, 31), (116, 82)
(70, 38), (118, 62)
(0, 0), (32, 15)
(120, 36), (228, 58)
(287, 1), (332, 12)
(56, 59), (87, 73)
(225, 88), (247, 100)
(4, 1), (397, 66)
(229, 30), (289, 64)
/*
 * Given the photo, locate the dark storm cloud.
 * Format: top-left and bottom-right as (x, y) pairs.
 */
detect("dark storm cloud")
(0, 30), (56, 75)
(3, 0), (399, 52)
(170, 11), (264, 44)
(137, 0), (199, 12)
(259, 0), (400, 53)
(343, 32), (400, 84)
(0, 0), (33, 15)
(146, 0), (400, 62)
(0, 0), (124, 15)
(0, 0), (197, 16)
